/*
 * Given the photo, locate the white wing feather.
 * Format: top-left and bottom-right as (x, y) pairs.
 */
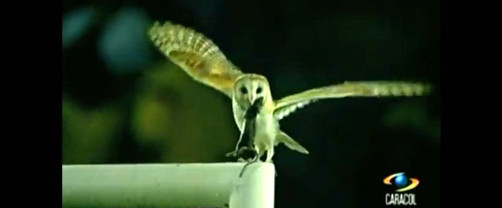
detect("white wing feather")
(273, 81), (431, 120)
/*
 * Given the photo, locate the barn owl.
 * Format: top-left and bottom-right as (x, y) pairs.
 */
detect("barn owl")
(148, 21), (431, 163)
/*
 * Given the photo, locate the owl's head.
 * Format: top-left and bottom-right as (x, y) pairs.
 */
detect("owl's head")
(233, 74), (271, 109)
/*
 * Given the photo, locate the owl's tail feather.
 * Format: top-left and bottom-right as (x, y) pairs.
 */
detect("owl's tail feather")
(277, 131), (309, 154)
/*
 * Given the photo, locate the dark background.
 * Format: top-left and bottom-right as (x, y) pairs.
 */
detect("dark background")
(62, 0), (440, 207)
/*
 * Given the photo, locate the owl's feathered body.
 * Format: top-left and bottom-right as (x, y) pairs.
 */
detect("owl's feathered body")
(148, 21), (431, 162)
(230, 74), (309, 161)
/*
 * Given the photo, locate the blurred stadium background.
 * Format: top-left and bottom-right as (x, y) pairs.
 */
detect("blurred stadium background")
(62, 0), (440, 207)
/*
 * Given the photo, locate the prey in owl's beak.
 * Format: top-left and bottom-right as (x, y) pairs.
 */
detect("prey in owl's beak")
(242, 97), (264, 154)
(245, 97), (264, 120)
(226, 97), (265, 160)
(236, 97), (266, 177)
(226, 97), (265, 163)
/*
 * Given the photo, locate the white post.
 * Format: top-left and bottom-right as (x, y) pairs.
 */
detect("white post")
(230, 162), (275, 208)
(62, 162), (275, 208)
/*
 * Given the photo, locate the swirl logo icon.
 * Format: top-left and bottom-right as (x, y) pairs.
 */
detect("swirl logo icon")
(384, 172), (419, 206)
(383, 172), (419, 192)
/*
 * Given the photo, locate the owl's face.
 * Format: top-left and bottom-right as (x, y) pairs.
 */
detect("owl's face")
(233, 74), (270, 109)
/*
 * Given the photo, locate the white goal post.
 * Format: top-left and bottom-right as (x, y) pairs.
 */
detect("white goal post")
(62, 162), (275, 208)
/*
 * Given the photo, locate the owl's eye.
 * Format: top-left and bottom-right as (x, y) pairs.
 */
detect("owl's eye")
(256, 87), (262, 94)
(240, 87), (247, 94)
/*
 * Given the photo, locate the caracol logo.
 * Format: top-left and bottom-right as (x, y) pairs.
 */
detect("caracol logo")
(383, 172), (419, 192)
(383, 172), (419, 206)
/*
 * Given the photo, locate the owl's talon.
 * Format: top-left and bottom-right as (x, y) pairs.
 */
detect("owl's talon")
(225, 151), (237, 157)
(237, 146), (251, 154)
(227, 146), (253, 158)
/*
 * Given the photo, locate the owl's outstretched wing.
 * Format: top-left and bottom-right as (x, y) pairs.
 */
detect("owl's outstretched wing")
(149, 21), (243, 98)
(273, 81), (431, 120)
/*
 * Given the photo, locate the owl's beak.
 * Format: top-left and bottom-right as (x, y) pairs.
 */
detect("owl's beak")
(248, 94), (256, 105)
